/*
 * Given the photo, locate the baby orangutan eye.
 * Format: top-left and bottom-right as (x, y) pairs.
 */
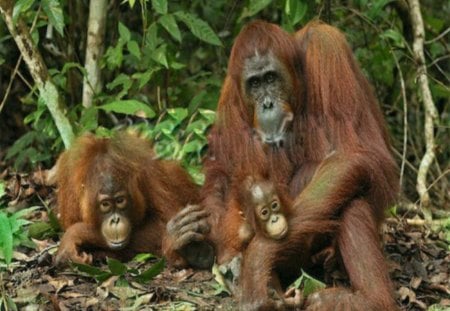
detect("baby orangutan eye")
(100, 201), (111, 213)
(271, 201), (280, 211)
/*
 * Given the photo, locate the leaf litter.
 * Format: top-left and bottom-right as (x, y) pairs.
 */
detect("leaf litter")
(0, 170), (449, 310)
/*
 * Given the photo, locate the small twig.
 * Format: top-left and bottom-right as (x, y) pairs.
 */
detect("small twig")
(427, 54), (450, 69)
(406, 218), (447, 226)
(424, 26), (450, 44)
(391, 52), (408, 189)
(0, 55), (22, 114)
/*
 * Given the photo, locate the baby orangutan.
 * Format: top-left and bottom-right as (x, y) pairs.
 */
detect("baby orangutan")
(238, 176), (291, 245)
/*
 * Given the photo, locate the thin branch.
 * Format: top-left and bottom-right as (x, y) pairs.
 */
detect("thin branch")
(424, 26), (450, 44)
(0, 0), (75, 148)
(0, 6), (41, 113)
(407, 0), (439, 209)
(391, 52), (408, 189)
(82, 0), (108, 108)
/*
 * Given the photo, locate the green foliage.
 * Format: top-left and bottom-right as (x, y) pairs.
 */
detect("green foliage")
(28, 209), (60, 240)
(0, 0), (448, 205)
(0, 207), (37, 266)
(291, 270), (326, 297)
(73, 255), (165, 284)
(41, 0), (65, 36)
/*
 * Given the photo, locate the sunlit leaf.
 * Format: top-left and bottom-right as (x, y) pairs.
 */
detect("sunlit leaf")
(285, 0), (307, 25)
(133, 253), (157, 263)
(99, 100), (156, 118)
(42, 0), (65, 36)
(199, 109), (216, 124)
(181, 139), (204, 154)
(13, 0), (35, 23)
(291, 270), (326, 297)
(0, 182), (6, 198)
(167, 108), (188, 122)
(0, 212), (13, 264)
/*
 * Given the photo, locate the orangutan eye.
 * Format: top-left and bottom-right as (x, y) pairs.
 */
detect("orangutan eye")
(264, 71), (277, 83)
(271, 201), (280, 211)
(260, 208), (270, 220)
(100, 201), (111, 213)
(248, 76), (261, 89)
(115, 196), (127, 208)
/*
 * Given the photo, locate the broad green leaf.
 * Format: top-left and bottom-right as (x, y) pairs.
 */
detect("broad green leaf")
(118, 22), (131, 42)
(151, 45), (169, 68)
(41, 0), (65, 36)
(28, 221), (53, 239)
(0, 212), (13, 264)
(79, 106), (99, 132)
(99, 100), (156, 118)
(107, 258), (128, 276)
(380, 29), (405, 48)
(136, 258), (165, 282)
(239, 0), (272, 20)
(153, 119), (177, 134)
(285, 0), (307, 25)
(199, 109), (216, 124)
(181, 140), (204, 154)
(291, 270), (326, 297)
(133, 253), (157, 263)
(159, 14), (181, 42)
(146, 23), (158, 50)
(132, 69), (158, 89)
(103, 45), (123, 70)
(106, 73), (132, 91)
(127, 40), (141, 59)
(151, 0), (167, 15)
(186, 120), (208, 134)
(169, 61), (185, 70)
(106, 73), (133, 99)
(13, 0), (35, 23)
(174, 12), (221, 46)
(167, 108), (188, 122)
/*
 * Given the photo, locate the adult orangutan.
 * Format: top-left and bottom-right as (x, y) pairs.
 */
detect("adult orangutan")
(167, 20), (399, 310)
(54, 132), (213, 269)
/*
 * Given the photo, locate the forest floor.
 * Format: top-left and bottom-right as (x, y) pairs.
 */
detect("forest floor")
(1, 170), (449, 311)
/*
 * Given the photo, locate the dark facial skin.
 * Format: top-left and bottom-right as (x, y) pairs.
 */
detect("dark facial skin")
(242, 52), (294, 147)
(97, 174), (132, 249)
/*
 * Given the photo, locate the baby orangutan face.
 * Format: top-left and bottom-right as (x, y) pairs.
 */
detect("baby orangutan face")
(250, 181), (288, 240)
